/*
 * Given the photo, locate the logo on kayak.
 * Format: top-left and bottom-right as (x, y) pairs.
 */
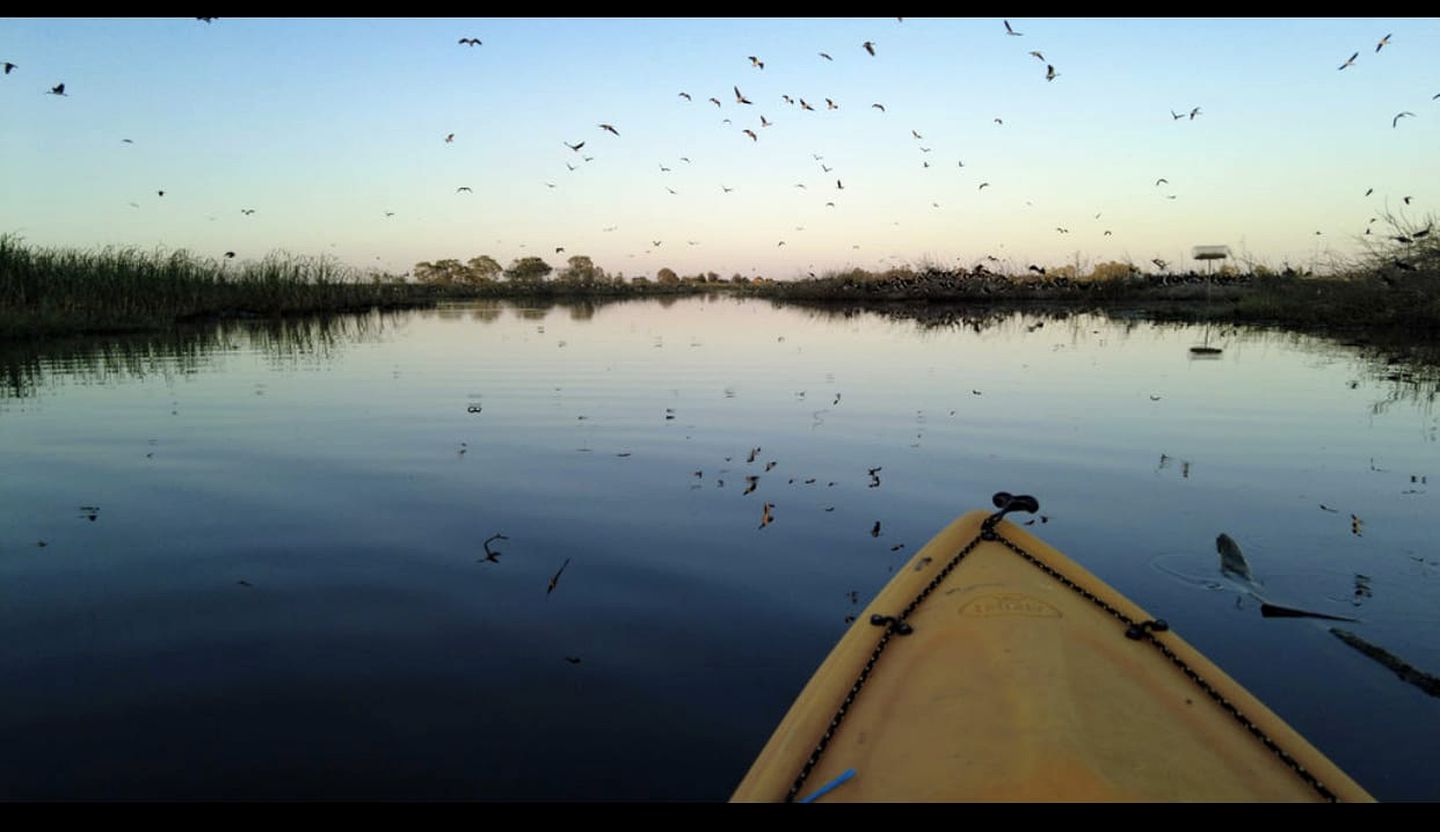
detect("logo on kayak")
(960, 593), (1061, 618)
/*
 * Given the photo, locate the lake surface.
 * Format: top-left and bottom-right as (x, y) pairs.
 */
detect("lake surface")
(2, 296), (1437, 800)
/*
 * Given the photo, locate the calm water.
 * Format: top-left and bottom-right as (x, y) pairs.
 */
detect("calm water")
(2, 297), (1437, 800)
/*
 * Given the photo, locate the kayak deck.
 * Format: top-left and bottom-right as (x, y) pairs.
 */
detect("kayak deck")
(732, 507), (1373, 802)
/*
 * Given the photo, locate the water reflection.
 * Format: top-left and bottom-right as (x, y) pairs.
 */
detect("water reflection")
(1, 297), (1438, 799)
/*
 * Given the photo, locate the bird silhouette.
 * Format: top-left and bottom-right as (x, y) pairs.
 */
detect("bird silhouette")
(547, 558), (571, 596)
(863, 41), (876, 56)
(456, 186), (472, 193)
(458, 37), (482, 46)
(1004, 20), (1022, 36)
(445, 133), (454, 143)
(872, 103), (885, 111)
(1339, 52), (1358, 70)
(564, 140), (585, 151)
(2, 62), (15, 75)
(742, 129), (758, 141)
(49, 83), (66, 96)
(978, 182), (990, 190)
(157, 190), (165, 197)
(1375, 33), (1391, 52)
(760, 502), (775, 529)
(871, 521), (881, 537)
(721, 185), (733, 193)
(760, 115), (772, 127)
(748, 55), (764, 69)
(735, 85), (752, 104)
(598, 123), (620, 136)
(241, 208), (256, 214)
(819, 52), (833, 61)
(1029, 51), (1045, 61)
(1045, 64), (1058, 81)
(1171, 109), (1185, 120)
(825, 98), (838, 109)
(1155, 177), (1169, 186)
(1393, 111), (1415, 128)
(1189, 106), (1202, 119)
(836, 179), (844, 189)
(678, 91), (691, 101)
(993, 117), (1004, 125)
(799, 98), (815, 111)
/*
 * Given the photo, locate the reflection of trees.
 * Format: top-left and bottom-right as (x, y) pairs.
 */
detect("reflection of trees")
(778, 300), (1440, 411)
(567, 302), (596, 321)
(0, 312), (394, 403)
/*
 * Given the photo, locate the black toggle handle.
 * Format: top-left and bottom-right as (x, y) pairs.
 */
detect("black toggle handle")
(983, 492), (1040, 538)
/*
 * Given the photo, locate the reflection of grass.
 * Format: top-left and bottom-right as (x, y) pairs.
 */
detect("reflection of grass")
(1, 236), (420, 338)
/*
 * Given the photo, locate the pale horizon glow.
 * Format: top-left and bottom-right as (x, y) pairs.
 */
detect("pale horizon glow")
(1, 17), (1436, 279)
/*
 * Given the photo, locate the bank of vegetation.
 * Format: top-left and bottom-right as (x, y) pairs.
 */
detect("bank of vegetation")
(3, 212), (1435, 338)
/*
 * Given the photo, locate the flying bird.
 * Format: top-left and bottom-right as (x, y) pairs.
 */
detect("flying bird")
(1029, 51), (1044, 61)
(799, 98), (815, 111)
(1155, 178), (1169, 186)
(819, 52), (833, 61)
(224, 251), (235, 258)
(1004, 20), (1022, 36)
(872, 103), (885, 111)
(721, 185), (733, 193)
(564, 140), (585, 151)
(1189, 107), (1202, 119)
(759, 502), (774, 529)
(157, 190), (165, 197)
(863, 41), (876, 56)
(546, 558), (571, 596)
(748, 55), (764, 69)
(911, 129), (923, 139)
(196, 17), (216, 22)
(456, 186), (472, 193)
(978, 182), (990, 190)
(240, 208), (256, 215)
(1152, 258), (1168, 269)
(742, 129), (757, 141)
(1375, 33), (1391, 52)
(709, 97), (722, 107)
(48, 83), (66, 96)
(836, 179), (843, 189)
(555, 247), (564, 253)
(2, 62), (15, 74)
(1339, 52), (1358, 70)
(1171, 109), (1185, 120)
(734, 85), (752, 104)
(760, 115), (771, 127)
(1364, 188), (1373, 196)
(1045, 64), (1058, 81)
(993, 117), (1004, 125)
(1393, 111), (1415, 128)
(599, 123), (620, 135)
(444, 133), (454, 143)
(781, 94), (794, 105)
(458, 37), (482, 46)
(825, 98), (838, 110)
(678, 91), (691, 101)
(1028, 264), (1046, 274)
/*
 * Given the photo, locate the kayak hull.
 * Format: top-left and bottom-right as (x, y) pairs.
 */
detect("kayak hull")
(732, 510), (1373, 802)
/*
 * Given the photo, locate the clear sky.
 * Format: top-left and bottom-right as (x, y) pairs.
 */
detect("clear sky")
(1, 17), (1436, 279)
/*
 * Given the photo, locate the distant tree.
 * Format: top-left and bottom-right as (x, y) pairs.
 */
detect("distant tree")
(465, 255), (502, 284)
(656, 267), (679, 285)
(413, 258), (469, 285)
(1087, 261), (1135, 282)
(559, 254), (603, 286)
(504, 256), (553, 284)
(707, 271), (721, 283)
(730, 273), (749, 285)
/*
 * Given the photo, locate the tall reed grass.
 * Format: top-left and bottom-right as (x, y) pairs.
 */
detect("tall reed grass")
(0, 235), (414, 337)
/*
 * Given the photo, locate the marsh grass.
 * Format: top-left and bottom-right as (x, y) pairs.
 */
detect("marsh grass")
(0, 236), (417, 338)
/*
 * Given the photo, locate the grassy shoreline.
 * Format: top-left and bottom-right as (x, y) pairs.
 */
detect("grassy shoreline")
(4, 235), (1438, 340)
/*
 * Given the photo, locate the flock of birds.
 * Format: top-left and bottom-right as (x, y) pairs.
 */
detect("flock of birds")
(3, 19), (1434, 274)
